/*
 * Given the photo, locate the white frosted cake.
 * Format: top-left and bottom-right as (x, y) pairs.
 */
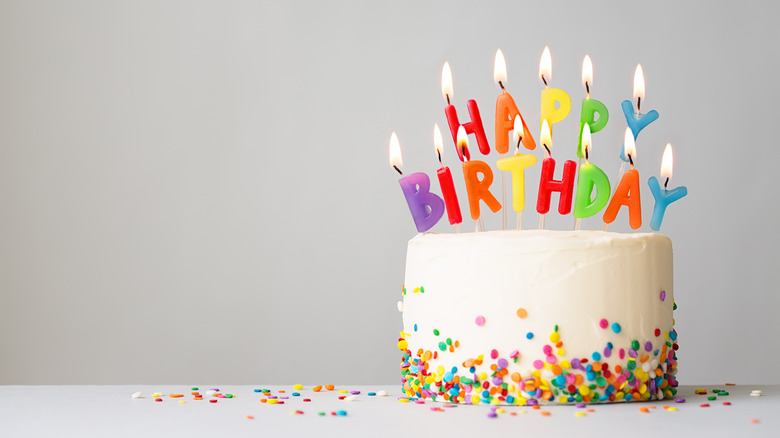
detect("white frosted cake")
(398, 230), (679, 405)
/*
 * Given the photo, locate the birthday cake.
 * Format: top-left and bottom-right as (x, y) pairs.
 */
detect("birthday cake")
(398, 230), (678, 405)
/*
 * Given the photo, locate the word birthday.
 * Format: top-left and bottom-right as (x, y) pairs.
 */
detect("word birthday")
(389, 48), (688, 233)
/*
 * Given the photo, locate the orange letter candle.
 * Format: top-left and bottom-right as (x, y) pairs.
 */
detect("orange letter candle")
(603, 138), (642, 229)
(459, 127), (501, 220)
(494, 49), (536, 154)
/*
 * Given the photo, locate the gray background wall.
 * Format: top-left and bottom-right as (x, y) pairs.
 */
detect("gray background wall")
(0, 0), (777, 385)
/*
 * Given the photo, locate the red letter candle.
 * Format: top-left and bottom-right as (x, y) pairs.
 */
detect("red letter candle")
(603, 138), (642, 229)
(389, 132), (445, 233)
(442, 61), (490, 159)
(433, 124), (462, 225)
(536, 120), (576, 215)
(458, 127), (501, 220)
(494, 49), (536, 154)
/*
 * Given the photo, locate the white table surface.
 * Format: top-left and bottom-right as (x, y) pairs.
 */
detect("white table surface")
(0, 384), (776, 437)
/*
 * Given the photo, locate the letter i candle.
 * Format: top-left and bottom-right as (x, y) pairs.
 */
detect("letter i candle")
(433, 123), (463, 229)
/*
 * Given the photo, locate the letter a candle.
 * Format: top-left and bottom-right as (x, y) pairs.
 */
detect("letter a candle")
(603, 132), (642, 230)
(494, 49), (535, 229)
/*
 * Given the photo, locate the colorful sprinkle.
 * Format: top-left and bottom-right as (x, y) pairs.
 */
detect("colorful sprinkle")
(611, 323), (621, 333)
(475, 316), (486, 326)
(516, 308), (528, 318)
(526, 332), (534, 339)
(599, 318), (608, 329)
(660, 290), (666, 301)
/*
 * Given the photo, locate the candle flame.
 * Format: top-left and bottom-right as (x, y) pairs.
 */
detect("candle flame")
(623, 127), (636, 160)
(494, 49), (507, 85)
(434, 123), (444, 157)
(582, 123), (592, 158)
(442, 62), (453, 101)
(539, 46), (551, 86)
(633, 64), (645, 107)
(582, 55), (593, 91)
(389, 131), (403, 169)
(456, 125), (469, 160)
(513, 115), (523, 139)
(541, 119), (552, 154)
(661, 143), (673, 180)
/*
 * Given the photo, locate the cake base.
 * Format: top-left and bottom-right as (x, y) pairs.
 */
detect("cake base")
(398, 230), (679, 405)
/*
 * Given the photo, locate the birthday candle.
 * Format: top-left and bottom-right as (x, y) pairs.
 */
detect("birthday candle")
(539, 46), (571, 133)
(494, 49), (536, 154)
(620, 64), (659, 161)
(603, 133), (642, 229)
(536, 120), (577, 223)
(577, 55), (609, 158)
(496, 116), (538, 222)
(442, 62), (490, 159)
(648, 143), (688, 231)
(459, 127), (501, 222)
(389, 132), (445, 232)
(573, 123), (611, 219)
(433, 124), (463, 226)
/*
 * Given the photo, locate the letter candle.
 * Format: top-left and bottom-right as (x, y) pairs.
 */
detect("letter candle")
(648, 143), (688, 231)
(603, 134), (642, 230)
(497, 116), (538, 229)
(577, 55), (609, 159)
(536, 120), (577, 230)
(539, 46), (572, 134)
(460, 126), (501, 232)
(619, 64), (659, 162)
(390, 132), (445, 233)
(442, 62), (490, 160)
(573, 123), (611, 230)
(433, 123), (463, 232)
(494, 49), (536, 229)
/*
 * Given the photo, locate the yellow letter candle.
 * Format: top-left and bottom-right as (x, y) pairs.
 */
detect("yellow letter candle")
(539, 46), (571, 132)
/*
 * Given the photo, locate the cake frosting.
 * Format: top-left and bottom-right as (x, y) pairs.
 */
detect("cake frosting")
(398, 230), (678, 405)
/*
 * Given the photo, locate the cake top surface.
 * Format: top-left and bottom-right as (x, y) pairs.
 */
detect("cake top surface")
(408, 230), (671, 252)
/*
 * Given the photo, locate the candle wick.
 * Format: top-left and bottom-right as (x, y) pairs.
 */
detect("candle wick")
(543, 143), (551, 157)
(664, 177), (669, 189)
(628, 154), (634, 168)
(446, 94), (451, 105)
(393, 165), (403, 175)
(498, 80), (505, 90)
(637, 96), (641, 113)
(437, 149), (442, 165)
(516, 137), (522, 152)
(585, 146), (589, 162)
(541, 75), (548, 87)
(461, 145), (468, 162)
(585, 81), (590, 96)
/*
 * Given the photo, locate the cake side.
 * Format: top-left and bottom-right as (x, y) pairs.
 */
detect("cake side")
(399, 230), (678, 405)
